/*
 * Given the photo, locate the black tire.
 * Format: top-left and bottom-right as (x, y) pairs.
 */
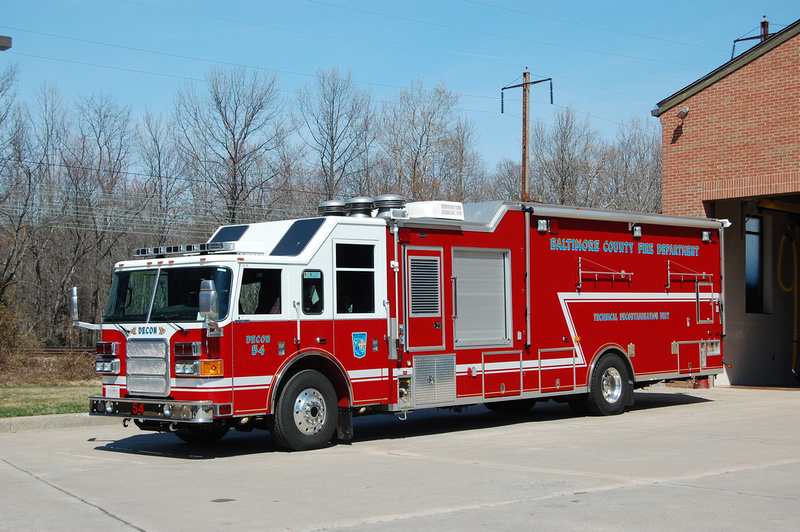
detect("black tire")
(567, 395), (589, 416)
(585, 354), (632, 416)
(174, 422), (230, 444)
(271, 370), (338, 451)
(485, 398), (537, 414)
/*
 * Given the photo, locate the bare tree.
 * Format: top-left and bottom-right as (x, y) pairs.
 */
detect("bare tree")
(489, 157), (522, 201)
(174, 66), (289, 224)
(136, 109), (190, 244)
(296, 66), (373, 201)
(0, 104), (31, 306)
(529, 106), (605, 207)
(16, 85), (71, 344)
(0, 63), (18, 139)
(435, 117), (487, 202)
(52, 93), (137, 334)
(0, 64), (20, 212)
(600, 116), (661, 212)
(379, 79), (459, 200)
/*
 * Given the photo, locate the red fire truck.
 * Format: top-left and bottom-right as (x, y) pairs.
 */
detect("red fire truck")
(75, 196), (727, 451)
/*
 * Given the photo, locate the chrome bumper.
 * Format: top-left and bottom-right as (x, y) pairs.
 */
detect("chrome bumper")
(90, 396), (215, 422)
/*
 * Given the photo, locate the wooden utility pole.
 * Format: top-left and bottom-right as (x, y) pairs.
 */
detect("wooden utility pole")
(502, 71), (553, 203)
(521, 70), (530, 202)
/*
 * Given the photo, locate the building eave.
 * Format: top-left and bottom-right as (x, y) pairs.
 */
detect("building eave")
(652, 18), (800, 117)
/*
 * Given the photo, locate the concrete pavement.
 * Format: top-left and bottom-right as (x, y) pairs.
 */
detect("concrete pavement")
(1, 386), (799, 531)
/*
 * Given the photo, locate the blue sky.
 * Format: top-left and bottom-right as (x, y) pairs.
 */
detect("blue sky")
(2, 1), (797, 168)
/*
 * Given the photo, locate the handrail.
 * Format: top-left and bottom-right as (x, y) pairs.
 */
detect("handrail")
(577, 257), (633, 292)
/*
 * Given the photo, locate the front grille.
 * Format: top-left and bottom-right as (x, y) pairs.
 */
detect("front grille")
(127, 340), (169, 396)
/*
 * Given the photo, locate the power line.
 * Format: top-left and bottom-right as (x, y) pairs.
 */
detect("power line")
(1, 2), (663, 118)
(108, 2), (527, 71)
(466, 0), (729, 53)
(8, 51), (195, 82)
(7, 43), (628, 129)
(307, 0), (715, 69)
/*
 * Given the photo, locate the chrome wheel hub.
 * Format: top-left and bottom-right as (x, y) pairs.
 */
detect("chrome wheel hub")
(601, 367), (623, 403)
(293, 388), (327, 434)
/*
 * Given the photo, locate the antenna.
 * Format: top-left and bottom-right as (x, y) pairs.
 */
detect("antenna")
(731, 16), (769, 59)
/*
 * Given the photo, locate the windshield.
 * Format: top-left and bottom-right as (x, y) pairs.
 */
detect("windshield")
(104, 266), (232, 323)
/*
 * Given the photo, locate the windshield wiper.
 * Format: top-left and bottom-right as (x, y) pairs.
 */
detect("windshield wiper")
(102, 316), (130, 335)
(152, 313), (187, 333)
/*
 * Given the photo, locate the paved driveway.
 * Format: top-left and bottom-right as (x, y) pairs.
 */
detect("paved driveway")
(1, 386), (798, 531)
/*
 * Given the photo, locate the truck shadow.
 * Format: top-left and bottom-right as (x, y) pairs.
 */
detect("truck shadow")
(351, 391), (709, 443)
(93, 391), (710, 460)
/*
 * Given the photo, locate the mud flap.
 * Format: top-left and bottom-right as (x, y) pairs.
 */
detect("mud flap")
(337, 407), (354, 442)
(626, 379), (635, 406)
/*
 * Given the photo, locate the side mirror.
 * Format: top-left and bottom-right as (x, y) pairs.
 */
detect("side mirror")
(70, 287), (80, 322)
(69, 286), (101, 331)
(198, 279), (219, 320)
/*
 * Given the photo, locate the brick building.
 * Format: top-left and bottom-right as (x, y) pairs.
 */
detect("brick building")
(652, 19), (800, 386)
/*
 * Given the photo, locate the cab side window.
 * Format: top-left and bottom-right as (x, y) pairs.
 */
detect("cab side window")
(336, 243), (375, 313)
(239, 269), (281, 315)
(302, 270), (324, 315)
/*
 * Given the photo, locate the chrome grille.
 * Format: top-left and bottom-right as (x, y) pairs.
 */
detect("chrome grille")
(127, 340), (169, 396)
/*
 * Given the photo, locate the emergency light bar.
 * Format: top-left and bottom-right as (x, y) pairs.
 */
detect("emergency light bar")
(133, 241), (266, 258)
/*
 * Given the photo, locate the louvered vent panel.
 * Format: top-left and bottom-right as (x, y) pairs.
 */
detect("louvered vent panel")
(409, 257), (440, 316)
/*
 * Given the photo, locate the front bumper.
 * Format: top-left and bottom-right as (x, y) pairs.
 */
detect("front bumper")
(90, 396), (216, 423)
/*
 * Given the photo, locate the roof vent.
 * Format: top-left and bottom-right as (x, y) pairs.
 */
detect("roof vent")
(318, 200), (346, 216)
(345, 196), (374, 218)
(373, 194), (406, 219)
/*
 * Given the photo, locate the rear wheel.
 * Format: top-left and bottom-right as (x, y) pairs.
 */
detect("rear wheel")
(585, 354), (631, 416)
(271, 370), (338, 451)
(567, 395), (588, 416)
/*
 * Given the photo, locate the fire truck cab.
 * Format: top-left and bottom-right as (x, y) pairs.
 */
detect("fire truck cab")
(80, 196), (727, 451)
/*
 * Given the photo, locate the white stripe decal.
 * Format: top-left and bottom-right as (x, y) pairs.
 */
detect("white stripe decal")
(232, 375), (273, 386)
(348, 368), (389, 381)
(173, 377), (233, 388)
(557, 291), (705, 365)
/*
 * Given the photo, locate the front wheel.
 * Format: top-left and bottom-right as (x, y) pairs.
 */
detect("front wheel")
(174, 422), (230, 444)
(271, 370), (338, 451)
(585, 354), (632, 416)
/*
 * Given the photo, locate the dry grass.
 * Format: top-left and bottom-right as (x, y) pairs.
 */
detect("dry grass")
(0, 351), (101, 417)
(0, 383), (101, 417)
(0, 350), (97, 385)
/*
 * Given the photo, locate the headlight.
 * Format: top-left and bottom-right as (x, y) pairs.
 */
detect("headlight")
(95, 359), (120, 374)
(175, 362), (198, 375)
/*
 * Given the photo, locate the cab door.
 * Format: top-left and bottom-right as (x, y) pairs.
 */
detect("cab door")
(231, 267), (292, 416)
(295, 268), (334, 357)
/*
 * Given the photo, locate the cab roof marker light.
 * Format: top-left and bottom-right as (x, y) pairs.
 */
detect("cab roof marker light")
(132, 241), (265, 258)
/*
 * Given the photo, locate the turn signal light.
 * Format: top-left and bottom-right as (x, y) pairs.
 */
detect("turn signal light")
(200, 359), (223, 376)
